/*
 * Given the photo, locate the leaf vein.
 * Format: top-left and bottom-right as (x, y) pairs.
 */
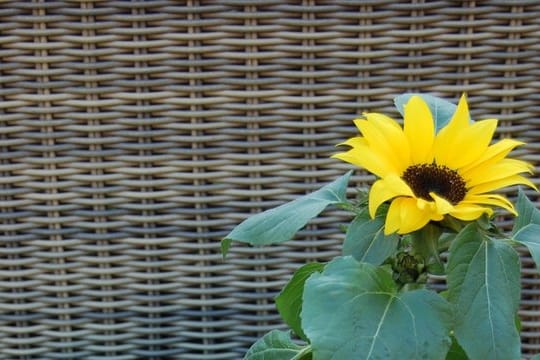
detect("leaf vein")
(366, 296), (394, 360)
(484, 243), (497, 357)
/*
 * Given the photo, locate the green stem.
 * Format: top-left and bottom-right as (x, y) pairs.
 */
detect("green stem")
(336, 201), (362, 214)
(291, 345), (312, 360)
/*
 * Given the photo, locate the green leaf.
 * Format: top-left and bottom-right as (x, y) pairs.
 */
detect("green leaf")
(512, 188), (540, 234)
(222, 171), (352, 256)
(342, 210), (399, 265)
(515, 313), (522, 332)
(394, 93), (460, 131)
(301, 256), (453, 360)
(275, 262), (325, 341)
(446, 336), (468, 360)
(530, 354), (540, 360)
(447, 224), (521, 360)
(244, 330), (310, 360)
(513, 224), (540, 274)
(221, 238), (232, 259)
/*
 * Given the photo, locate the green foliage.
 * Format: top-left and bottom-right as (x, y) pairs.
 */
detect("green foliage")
(301, 256), (453, 360)
(220, 238), (232, 257)
(387, 251), (426, 287)
(410, 223), (445, 275)
(244, 330), (311, 360)
(222, 171), (351, 256)
(447, 224), (521, 360)
(513, 224), (540, 275)
(275, 262), (325, 341)
(512, 189), (540, 288)
(342, 209), (399, 265)
(513, 188), (540, 234)
(228, 94), (540, 359)
(445, 336), (468, 360)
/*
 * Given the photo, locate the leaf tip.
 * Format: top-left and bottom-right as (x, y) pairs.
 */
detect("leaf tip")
(221, 238), (232, 259)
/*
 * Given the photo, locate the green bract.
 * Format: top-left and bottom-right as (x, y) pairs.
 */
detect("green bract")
(223, 94), (539, 360)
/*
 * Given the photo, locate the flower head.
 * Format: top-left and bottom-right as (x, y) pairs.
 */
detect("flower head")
(333, 95), (536, 235)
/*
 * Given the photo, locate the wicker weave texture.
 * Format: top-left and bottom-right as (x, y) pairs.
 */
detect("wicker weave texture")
(0, 1), (539, 359)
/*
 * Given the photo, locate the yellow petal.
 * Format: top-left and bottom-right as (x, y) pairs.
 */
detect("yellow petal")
(468, 174), (537, 195)
(354, 118), (408, 174)
(365, 113), (411, 171)
(463, 158), (533, 187)
(384, 197), (433, 235)
(460, 138), (524, 174)
(332, 137), (396, 178)
(433, 94), (470, 166)
(369, 175), (414, 218)
(404, 96), (435, 164)
(429, 192), (455, 215)
(416, 198), (445, 220)
(361, 112), (402, 131)
(461, 193), (517, 215)
(451, 93), (470, 129)
(436, 118), (498, 169)
(398, 198), (433, 234)
(385, 198), (404, 235)
(340, 136), (364, 146)
(450, 204), (493, 221)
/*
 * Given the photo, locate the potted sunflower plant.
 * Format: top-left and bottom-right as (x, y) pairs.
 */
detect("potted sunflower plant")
(222, 93), (540, 360)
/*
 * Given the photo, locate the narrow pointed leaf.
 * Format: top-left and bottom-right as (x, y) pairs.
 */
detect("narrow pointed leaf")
(342, 211), (399, 265)
(447, 224), (521, 360)
(513, 224), (540, 275)
(275, 262), (325, 341)
(302, 256), (453, 360)
(222, 171), (351, 255)
(394, 93), (459, 131)
(221, 238), (232, 259)
(244, 330), (309, 360)
(512, 188), (540, 234)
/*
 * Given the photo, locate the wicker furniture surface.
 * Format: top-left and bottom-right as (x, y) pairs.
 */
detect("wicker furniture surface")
(1, 1), (540, 359)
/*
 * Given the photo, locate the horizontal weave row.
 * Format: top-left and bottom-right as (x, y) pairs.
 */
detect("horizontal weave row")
(1, 1), (540, 359)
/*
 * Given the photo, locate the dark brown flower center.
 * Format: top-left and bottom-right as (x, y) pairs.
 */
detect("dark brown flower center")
(402, 164), (467, 204)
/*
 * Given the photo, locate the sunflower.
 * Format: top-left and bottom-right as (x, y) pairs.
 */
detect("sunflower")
(333, 94), (536, 235)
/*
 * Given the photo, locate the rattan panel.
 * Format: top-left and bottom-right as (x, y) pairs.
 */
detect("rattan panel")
(0, 1), (539, 359)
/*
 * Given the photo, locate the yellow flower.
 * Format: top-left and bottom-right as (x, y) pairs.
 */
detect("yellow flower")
(333, 95), (536, 235)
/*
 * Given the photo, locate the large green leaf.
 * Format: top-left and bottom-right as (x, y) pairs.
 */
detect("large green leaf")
(513, 224), (540, 275)
(301, 256), (453, 360)
(244, 330), (311, 360)
(222, 171), (351, 256)
(275, 262), (325, 341)
(447, 224), (521, 360)
(342, 210), (399, 265)
(394, 93), (459, 131)
(512, 188), (540, 234)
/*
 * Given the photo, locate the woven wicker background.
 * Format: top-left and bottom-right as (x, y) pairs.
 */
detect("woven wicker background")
(1, 1), (540, 359)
